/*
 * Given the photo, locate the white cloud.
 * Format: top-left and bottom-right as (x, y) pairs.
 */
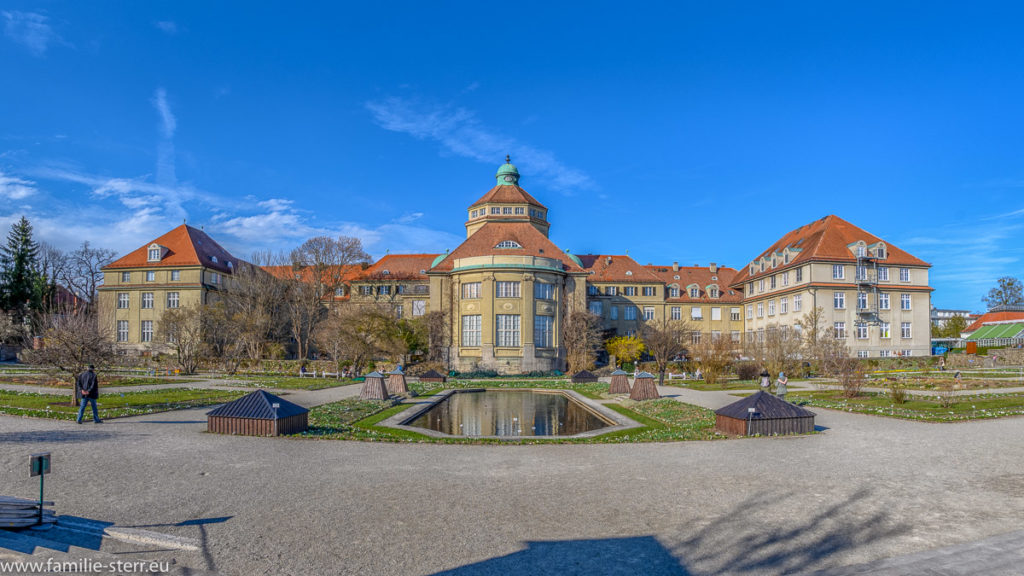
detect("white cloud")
(394, 212), (423, 224)
(155, 21), (178, 35)
(152, 88), (177, 140)
(366, 97), (593, 192)
(2, 11), (60, 57)
(0, 170), (37, 199)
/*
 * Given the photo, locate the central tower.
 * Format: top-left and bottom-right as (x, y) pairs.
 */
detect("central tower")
(465, 156), (550, 238)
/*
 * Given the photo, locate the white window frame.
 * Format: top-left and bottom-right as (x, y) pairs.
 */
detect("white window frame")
(534, 283), (555, 300)
(412, 300), (426, 317)
(879, 293), (891, 310)
(900, 268), (910, 282)
(834, 322), (846, 339)
(746, 305), (753, 320)
(879, 267), (890, 281)
(857, 292), (868, 310)
(671, 307), (681, 320)
(141, 292), (154, 309)
(901, 322), (912, 339)
(834, 292), (846, 309)
(146, 271), (155, 282)
(121, 271), (131, 283)
(642, 286), (655, 297)
(496, 314), (521, 347)
(780, 297), (788, 314)
(833, 264), (845, 280)
(793, 295), (802, 312)
(880, 322), (891, 339)
(496, 281), (521, 298)
(462, 282), (481, 299)
(768, 300), (776, 316)
(643, 306), (656, 321)
(166, 292), (179, 309)
(117, 293), (129, 309)
(116, 320), (129, 342)
(711, 307), (721, 321)
(901, 294), (912, 310)
(461, 315), (482, 346)
(756, 302), (764, 318)
(535, 315), (553, 348)
(148, 247), (160, 261)
(625, 306), (637, 321)
(856, 323), (868, 339)
(141, 320), (153, 343)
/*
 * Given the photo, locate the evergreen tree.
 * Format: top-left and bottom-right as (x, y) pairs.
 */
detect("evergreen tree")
(0, 216), (42, 314)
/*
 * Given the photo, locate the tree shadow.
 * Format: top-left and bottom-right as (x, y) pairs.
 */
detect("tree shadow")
(0, 429), (121, 443)
(0, 517), (110, 555)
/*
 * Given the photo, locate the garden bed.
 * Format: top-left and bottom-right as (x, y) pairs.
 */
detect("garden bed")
(0, 388), (246, 420)
(784, 390), (1024, 422)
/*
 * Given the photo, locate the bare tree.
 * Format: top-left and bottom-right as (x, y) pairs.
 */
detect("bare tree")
(562, 310), (602, 373)
(21, 304), (116, 404)
(36, 242), (69, 309)
(285, 236), (371, 359)
(313, 303), (403, 375)
(223, 252), (289, 360)
(640, 316), (693, 386)
(983, 276), (1024, 310)
(745, 324), (802, 381)
(202, 301), (248, 373)
(797, 307), (863, 396)
(157, 305), (204, 374)
(690, 331), (737, 388)
(797, 306), (829, 370)
(65, 241), (117, 305)
(419, 310), (449, 364)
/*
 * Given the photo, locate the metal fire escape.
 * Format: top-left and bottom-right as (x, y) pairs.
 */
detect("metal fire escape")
(856, 253), (881, 326)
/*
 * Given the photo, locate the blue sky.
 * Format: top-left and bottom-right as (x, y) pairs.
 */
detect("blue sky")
(2, 2), (1023, 311)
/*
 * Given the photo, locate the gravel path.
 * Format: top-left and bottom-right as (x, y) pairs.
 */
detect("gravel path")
(2, 385), (1024, 575)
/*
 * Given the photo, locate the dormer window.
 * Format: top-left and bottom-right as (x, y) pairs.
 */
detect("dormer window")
(211, 256), (218, 263)
(495, 240), (522, 249)
(626, 271), (633, 276)
(856, 245), (866, 258)
(876, 245), (887, 259)
(147, 244), (164, 262)
(673, 275), (680, 280)
(708, 285), (720, 298)
(227, 261), (233, 269)
(382, 270), (390, 275)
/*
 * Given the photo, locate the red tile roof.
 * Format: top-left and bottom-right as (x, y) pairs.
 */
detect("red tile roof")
(965, 311), (1024, 333)
(358, 254), (438, 281)
(104, 224), (238, 273)
(430, 222), (581, 272)
(469, 185), (546, 209)
(732, 215), (930, 286)
(262, 264), (365, 283)
(644, 265), (744, 303)
(576, 254), (662, 283)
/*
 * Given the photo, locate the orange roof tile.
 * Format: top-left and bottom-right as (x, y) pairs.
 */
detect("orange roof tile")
(104, 224), (238, 273)
(965, 311), (1024, 333)
(469, 184), (546, 209)
(645, 264), (744, 303)
(732, 215), (930, 286)
(262, 264), (364, 283)
(430, 222), (581, 273)
(576, 254), (662, 283)
(358, 254), (438, 281)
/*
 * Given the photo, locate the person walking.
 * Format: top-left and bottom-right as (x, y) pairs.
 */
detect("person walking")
(775, 371), (789, 401)
(759, 369), (772, 392)
(76, 365), (102, 424)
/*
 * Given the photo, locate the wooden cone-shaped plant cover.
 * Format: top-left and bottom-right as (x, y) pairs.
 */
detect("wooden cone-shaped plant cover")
(629, 371), (660, 401)
(609, 370), (631, 394)
(360, 372), (389, 401)
(387, 369), (408, 395)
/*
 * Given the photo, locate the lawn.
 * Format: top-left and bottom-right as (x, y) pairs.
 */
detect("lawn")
(222, 376), (359, 390)
(785, 390), (1024, 422)
(0, 388), (246, 420)
(865, 375), (1024, 391)
(677, 379), (770, 392)
(299, 392), (724, 443)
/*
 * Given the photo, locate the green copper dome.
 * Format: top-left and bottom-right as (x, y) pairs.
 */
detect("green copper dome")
(495, 154), (520, 185)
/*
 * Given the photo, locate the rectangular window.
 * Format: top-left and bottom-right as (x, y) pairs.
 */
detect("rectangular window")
(857, 350), (870, 358)
(902, 350), (913, 357)
(833, 265), (845, 280)
(166, 292), (179, 309)
(490, 207), (500, 214)
(795, 267), (803, 282)
(901, 294), (912, 310)
(170, 270), (180, 281)
(691, 307), (703, 320)
(148, 248), (160, 261)
(625, 306), (637, 321)
(396, 285), (406, 295)
(690, 287), (700, 298)
(746, 305), (753, 320)
(587, 285), (599, 296)
(610, 306), (618, 320)
(780, 297), (788, 314)
(117, 293), (129, 309)
(880, 349), (892, 358)
(534, 283), (555, 300)
(711, 307), (721, 321)
(358, 285), (372, 296)
(501, 207), (512, 214)
(471, 210), (478, 218)
(880, 322), (891, 339)
(834, 322), (846, 339)
(462, 282), (481, 299)
(378, 285), (391, 295)
(731, 331), (741, 342)
(901, 322), (912, 339)
(767, 300), (776, 316)
(748, 282), (754, 294)
(605, 286), (618, 296)
(879, 293), (891, 310)
(770, 275), (777, 289)
(514, 207), (525, 215)
(856, 265), (867, 281)
(589, 301), (603, 315)
(209, 272), (219, 284)
(116, 320), (129, 342)
(643, 306), (655, 321)
(624, 286), (637, 296)
(878, 267), (889, 281)
(141, 292), (154, 309)
(857, 292), (868, 310)
(781, 272), (788, 287)
(535, 315), (553, 348)
(671, 306), (681, 320)
(146, 271), (155, 282)
(412, 300), (426, 317)
(756, 302), (764, 318)
(691, 331), (702, 345)
(670, 286), (680, 298)
(900, 268), (910, 282)
(141, 320), (153, 343)
(496, 315), (521, 347)
(856, 322), (868, 339)
(834, 292), (845, 309)
(461, 315), (482, 346)
(758, 280), (765, 293)
(731, 307), (741, 321)
(793, 294), (803, 312)
(395, 305), (403, 319)
(121, 271), (130, 283)
(496, 281), (521, 298)
(711, 330), (721, 341)
(642, 286), (655, 296)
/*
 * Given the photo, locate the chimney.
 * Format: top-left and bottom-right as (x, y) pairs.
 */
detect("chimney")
(672, 261), (679, 272)
(710, 262), (718, 274)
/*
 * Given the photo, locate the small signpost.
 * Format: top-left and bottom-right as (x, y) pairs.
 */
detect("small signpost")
(30, 453), (50, 526)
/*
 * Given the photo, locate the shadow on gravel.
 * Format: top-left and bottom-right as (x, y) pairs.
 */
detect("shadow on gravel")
(0, 430), (120, 443)
(430, 536), (689, 576)
(137, 420), (207, 424)
(671, 488), (910, 574)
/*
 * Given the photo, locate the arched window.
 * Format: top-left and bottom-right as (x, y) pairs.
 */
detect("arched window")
(495, 240), (522, 249)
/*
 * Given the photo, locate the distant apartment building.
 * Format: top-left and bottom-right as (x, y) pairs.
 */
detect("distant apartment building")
(931, 307), (972, 328)
(731, 215), (933, 358)
(98, 224), (238, 352)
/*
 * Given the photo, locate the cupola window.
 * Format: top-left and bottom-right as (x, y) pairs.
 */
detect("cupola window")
(495, 240), (522, 249)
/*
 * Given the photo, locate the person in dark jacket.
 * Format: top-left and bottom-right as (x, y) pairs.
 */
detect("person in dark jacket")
(76, 365), (102, 424)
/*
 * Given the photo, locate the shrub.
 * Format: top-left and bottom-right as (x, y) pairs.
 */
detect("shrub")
(889, 381), (908, 404)
(735, 361), (760, 381)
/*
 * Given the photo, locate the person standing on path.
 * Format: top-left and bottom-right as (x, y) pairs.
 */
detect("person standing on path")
(759, 369), (772, 392)
(775, 372), (788, 401)
(76, 365), (102, 424)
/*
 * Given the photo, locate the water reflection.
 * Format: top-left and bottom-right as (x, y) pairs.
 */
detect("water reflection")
(407, 390), (612, 437)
